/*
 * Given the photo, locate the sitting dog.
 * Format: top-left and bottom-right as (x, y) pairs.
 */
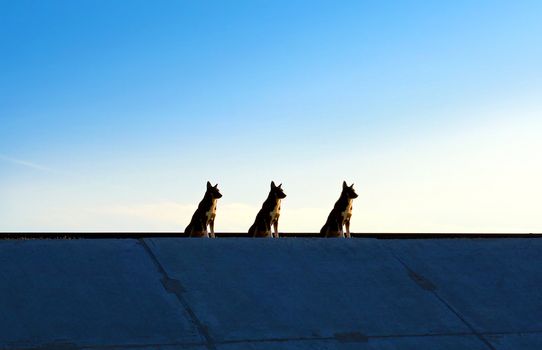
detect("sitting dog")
(184, 181), (222, 238)
(320, 181), (358, 238)
(249, 181), (286, 238)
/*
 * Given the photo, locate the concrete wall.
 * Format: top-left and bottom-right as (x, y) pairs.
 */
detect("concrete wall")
(1, 238), (541, 349)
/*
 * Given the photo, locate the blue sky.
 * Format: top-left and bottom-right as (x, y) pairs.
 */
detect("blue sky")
(1, 0), (541, 232)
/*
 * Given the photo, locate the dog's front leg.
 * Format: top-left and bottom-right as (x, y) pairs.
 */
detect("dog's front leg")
(336, 218), (344, 238)
(273, 220), (279, 238)
(209, 218), (216, 238)
(339, 228), (344, 238)
(345, 219), (351, 238)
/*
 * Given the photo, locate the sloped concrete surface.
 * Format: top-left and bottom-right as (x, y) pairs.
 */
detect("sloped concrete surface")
(487, 333), (542, 350)
(1, 238), (541, 349)
(387, 239), (542, 333)
(144, 239), (469, 341)
(215, 335), (489, 350)
(0, 240), (202, 349)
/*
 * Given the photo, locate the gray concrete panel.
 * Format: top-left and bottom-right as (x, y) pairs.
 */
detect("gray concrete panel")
(145, 238), (470, 343)
(387, 239), (542, 334)
(487, 333), (542, 350)
(0, 240), (202, 349)
(216, 335), (489, 350)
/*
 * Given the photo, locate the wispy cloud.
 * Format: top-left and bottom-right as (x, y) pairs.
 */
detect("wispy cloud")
(0, 154), (53, 172)
(100, 201), (330, 232)
(100, 201), (258, 232)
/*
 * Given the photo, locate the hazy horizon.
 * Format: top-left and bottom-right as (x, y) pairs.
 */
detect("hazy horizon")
(1, 1), (541, 233)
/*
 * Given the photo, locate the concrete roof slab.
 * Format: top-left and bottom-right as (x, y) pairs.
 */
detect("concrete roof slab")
(217, 334), (489, 350)
(78, 345), (207, 350)
(0, 240), (202, 349)
(487, 333), (542, 350)
(386, 239), (542, 334)
(144, 238), (470, 343)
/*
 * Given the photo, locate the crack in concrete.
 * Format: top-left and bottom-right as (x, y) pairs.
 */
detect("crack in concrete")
(407, 269), (437, 291)
(390, 251), (497, 350)
(334, 331), (369, 343)
(31, 342), (79, 350)
(9, 330), (542, 350)
(214, 329), (541, 346)
(161, 276), (186, 294)
(80, 341), (203, 349)
(139, 239), (217, 350)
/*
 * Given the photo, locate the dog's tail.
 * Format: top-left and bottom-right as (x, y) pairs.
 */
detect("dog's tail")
(248, 223), (255, 237)
(182, 223), (192, 237)
(319, 224), (327, 238)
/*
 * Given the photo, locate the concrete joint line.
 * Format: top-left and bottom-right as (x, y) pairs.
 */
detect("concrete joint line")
(334, 331), (369, 343)
(390, 251), (497, 350)
(138, 239), (217, 350)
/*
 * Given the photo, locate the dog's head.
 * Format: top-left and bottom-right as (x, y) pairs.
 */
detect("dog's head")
(206, 181), (223, 199)
(342, 181), (358, 199)
(271, 181), (287, 199)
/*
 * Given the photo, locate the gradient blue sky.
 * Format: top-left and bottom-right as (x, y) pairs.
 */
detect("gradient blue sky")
(1, 0), (541, 232)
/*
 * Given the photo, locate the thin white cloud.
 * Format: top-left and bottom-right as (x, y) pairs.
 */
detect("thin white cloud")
(99, 201), (258, 232)
(97, 201), (327, 232)
(0, 154), (53, 172)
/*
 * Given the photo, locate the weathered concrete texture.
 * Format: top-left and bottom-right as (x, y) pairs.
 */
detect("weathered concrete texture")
(1, 238), (541, 350)
(78, 346), (206, 350)
(387, 239), (542, 333)
(144, 238), (469, 344)
(488, 333), (542, 350)
(0, 240), (202, 349)
(216, 335), (489, 350)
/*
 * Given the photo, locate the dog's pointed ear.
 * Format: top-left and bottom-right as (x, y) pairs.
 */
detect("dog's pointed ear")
(214, 183), (218, 188)
(271, 181), (276, 189)
(207, 181), (212, 189)
(350, 183), (354, 188)
(343, 181), (348, 189)
(278, 183), (282, 188)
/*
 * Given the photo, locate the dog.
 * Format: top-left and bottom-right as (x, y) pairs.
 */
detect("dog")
(184, 181), (222, 238)
(320, 181), (358, 238)
(248, 181), (286, 238)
